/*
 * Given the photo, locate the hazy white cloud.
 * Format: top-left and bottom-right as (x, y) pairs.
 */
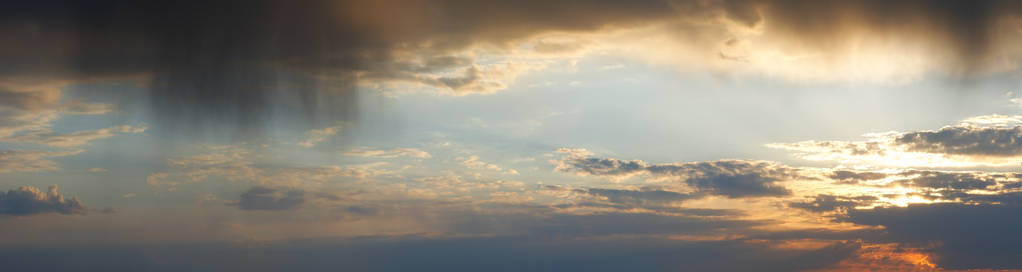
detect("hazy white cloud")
(461, 155), (519, 175)
(149, 146), (399, 190)
(0, 149), (82, 173)
(0, 124), (146, 147)
(342, 147), (432, 159)
(298, 125), (341, 147)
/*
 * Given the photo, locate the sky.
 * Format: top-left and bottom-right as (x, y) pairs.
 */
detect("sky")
(5, 0), (1022, 271)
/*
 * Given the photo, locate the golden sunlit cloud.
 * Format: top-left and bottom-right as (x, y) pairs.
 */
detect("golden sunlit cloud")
(769, 115), (1022, 168)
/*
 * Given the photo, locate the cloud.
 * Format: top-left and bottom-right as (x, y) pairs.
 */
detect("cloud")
(895, 126), (1022, 157)
(0, 124), (147, 147)
(0, 149), (82, 173)
(789, 194), (876, 213)
(769, 115), (1022, 167)
(460, 155), (517, 175)
(148, 145), (399, 190)
(298, 125), (342, 147)
(828, 170), (888, 184)
(0, 235), (869, 272)
(0, 0), (681, 134)
(10, 0), (1022, 136)
(844, 202), (1022, 270)
(0, 80), (64, 111)
(233, 186), (305, 211)
(0, 84), (136, 174)
(545, 186), (734, 216)
(412, 174), (497, 194)
(556, 149), (798, 198)
(58, 100), (113, 115)
(582, 188), (691, 207)
(342, 147), (431, 159)
(894, 170), (1000, 190)
(0, 185), (86, 216)
(0, 107), (60, 139)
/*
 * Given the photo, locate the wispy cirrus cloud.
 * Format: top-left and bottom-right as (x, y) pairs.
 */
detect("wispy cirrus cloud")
(298, 125), (341, 147)
(0, 124), (146, 147)
(148, 145), (400, 190)
(342, 147), (431, 159)
(0, 149), (82, 173)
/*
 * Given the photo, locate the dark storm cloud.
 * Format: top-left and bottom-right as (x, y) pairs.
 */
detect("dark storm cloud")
(0, 185), (86, 216)
(0, 0), (675, 134)
(233, 186), (305, 211)
(895, 126), (1022, 157)
(5, 0), (1022, 135)
(737, 0), (1022, 72)
(845, 202), (1022, 270)
(559, 155), (800, 198)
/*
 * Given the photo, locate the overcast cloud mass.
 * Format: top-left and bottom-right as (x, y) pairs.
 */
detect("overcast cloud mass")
(7, 0), (1022, 271)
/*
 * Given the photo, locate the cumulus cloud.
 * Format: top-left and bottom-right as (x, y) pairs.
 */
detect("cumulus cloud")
(895, 126), (1022, 157)
(556, 149), (799, 198)
(769, 115), (1022, 167)
(0, 185), (86, 216)
(894, 171), (1001, 190)
(826, 169), (1018, 191)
